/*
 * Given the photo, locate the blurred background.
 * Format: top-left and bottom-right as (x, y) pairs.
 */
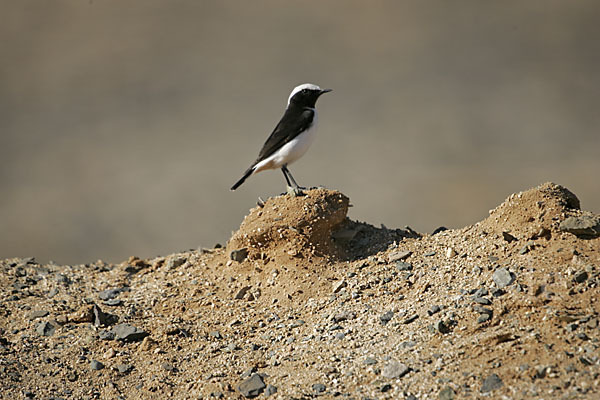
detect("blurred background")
(1, 1), (599, 265)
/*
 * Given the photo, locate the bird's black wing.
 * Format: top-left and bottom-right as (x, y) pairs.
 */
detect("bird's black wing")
(255, 107), (315, 162)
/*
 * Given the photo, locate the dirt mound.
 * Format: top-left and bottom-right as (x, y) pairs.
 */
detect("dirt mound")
(479, 182), (581, 240)
(227, 189), (350, 261)
(1, 183), (599, 399)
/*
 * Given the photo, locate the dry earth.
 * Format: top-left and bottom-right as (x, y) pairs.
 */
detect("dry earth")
(1, 183), (599, 399)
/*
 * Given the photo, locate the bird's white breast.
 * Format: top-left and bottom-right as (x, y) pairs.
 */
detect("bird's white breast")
(254, 110), (317, 173)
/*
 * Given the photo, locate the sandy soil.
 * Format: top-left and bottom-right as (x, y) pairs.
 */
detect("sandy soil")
(1, 182), (599, 399)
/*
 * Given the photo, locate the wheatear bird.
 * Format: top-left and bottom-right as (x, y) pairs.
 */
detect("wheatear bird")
(230, 83), (331, 195)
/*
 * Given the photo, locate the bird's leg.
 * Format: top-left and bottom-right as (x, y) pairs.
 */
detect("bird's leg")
(282, 165), (304, 197)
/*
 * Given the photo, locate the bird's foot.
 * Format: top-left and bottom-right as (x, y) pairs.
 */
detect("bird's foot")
(286, 185), (306, 197)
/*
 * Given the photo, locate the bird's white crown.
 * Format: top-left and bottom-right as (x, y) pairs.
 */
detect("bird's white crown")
(287, 83), (322, 105)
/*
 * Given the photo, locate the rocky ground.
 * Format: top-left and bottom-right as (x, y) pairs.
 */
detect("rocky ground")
(1, 182), (599, 400)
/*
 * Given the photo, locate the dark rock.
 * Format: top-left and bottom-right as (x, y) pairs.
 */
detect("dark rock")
(66, 371), (78, 382)
(502, 231), (517, 243)
(493, 267), (514, 289)
(574, 271), (589, 283)
(381, 360), (409, 379)
(560, 215), (600, 237)
(439, 386), (455, 400)
(112, 324), (149, 342)
(28, 310), (49, 320)
(481, 373), (503, 393)
(93, 304), (117, 326)
(403, 314), (419, 324)
(432, 226), (448, 235)
(238, 373), (266, 398)
(380, 311), (394, 325)
(436, 320), (451, 334)
(230, 248), (249, 263)
(380, 384), (392, 392)
(90, 360), (104, 371)
(312, 383), (326, 394)
(36, 321), (55, 337)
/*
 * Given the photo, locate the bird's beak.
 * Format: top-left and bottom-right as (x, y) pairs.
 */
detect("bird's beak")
(320, 89), (332, 95)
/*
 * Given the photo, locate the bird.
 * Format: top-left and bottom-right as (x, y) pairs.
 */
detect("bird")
(230, 83), (331, 195)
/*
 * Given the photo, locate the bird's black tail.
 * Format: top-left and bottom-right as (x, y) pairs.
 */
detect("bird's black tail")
(230, 166), (255, 191)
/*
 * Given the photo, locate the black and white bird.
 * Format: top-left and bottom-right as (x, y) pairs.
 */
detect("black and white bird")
(230, 83), (331, 194)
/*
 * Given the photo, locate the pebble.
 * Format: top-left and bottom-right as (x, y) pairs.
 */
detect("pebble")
(403, 314), (419, 324)
(230, 248), (249, 262)
(388, 250), (412, 262)
(312, 383), (326, 394)
(28, 310), (49, 320)
(396, 262), (412, 271)
(234, 286), (251, 300)
(380, 383), (392, 392)
(472, 296), (491, 305)
(559, 215), (600, 237)
(99, 330), (115, 340)
(90, 360), (104, 371)
(117, 364), (133, 374)
(436, 320), (451, 334)
(332, 280), (347, 294)
(264, 384), (277, 397)
(428, 305), (441, 316)
(380, 311), (394, 325)
(103, 299), (122, 306)
(439, 386), (455, 400)
(574, 271), (588, 283)
(238, 373), (267, 399)
(493, 267), (514, 289)
(99, 287), (128, 301)
(165, 256), (186, 269)
(35, 321), (55, 337)
(364, 357), (377, 365)
(112, 324), (149, 342)
(334, 332), (345, 340)
(481, 373), (503, 393)
(381, 360), (409, 379)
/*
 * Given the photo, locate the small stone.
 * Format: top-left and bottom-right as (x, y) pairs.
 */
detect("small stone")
(519, 241), (535, 254)
(90, 360), (104, 371)
(424, 251), (436, 257)
(477, 314), (492, 324)
(364, 357), (377, 365)
(334, 332), (345, 340)
(99, 330), (115, 340)
(481, 373), (503, 393)
(502, 231), (517, 243)
(436, 320), (451, 334)
(112, 324), (149, 342)
(428, 305), (441, 316)
(312, 383), (326, 394)
(103, 299), (122, 306)
(35, 321), (55, 337)
(93, 304), (117, 326)
(396, 262), (412, 271)
(403, 314), (419, 324)
(333, 310), (356, 322)
(165, 256), (186, 269)
(574, 271), (588, 283)
(380, 311), (394, 325)
(388, 251), (412, 262)
(264, 384), (277, 397)
(230, 248), (249, 263)
(209, 331), (222, 340)
(560, 215), (600, 237)
(381, 360), (409, 379)
(99, 287), (128, 301)
(332, 280), (347, 294)
(472, 296), (491, 305)
(493, 267), (514, 289)
(235, 286), (251, 300)
(28, 310), (49, 320)
(446, 248), (457, 258)
(439, 386), (455, 400)
(117, 364), (133, 374)
(380, 384), (392, 393)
